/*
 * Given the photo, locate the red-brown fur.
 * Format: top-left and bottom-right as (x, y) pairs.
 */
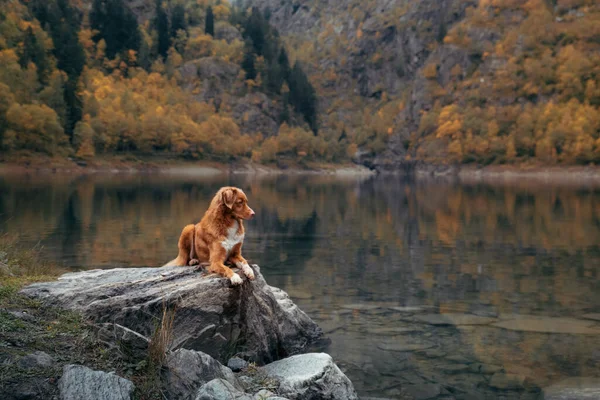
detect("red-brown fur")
(164, 187), (255, 285)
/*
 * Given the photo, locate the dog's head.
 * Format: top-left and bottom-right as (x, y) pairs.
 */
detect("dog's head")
(213, 187), (255, 220)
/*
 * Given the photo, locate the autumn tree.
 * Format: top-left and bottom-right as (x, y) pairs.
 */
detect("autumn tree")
(4, 103), (69, 155)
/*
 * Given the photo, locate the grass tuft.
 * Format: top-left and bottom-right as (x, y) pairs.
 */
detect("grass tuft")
(0, 234), (66, 299)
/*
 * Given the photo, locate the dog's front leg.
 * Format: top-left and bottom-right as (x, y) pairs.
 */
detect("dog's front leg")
(208, 243), (243, 285)
(228, 243), (255, 280)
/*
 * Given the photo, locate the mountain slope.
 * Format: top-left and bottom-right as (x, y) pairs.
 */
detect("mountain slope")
(246, 0), (600, 169)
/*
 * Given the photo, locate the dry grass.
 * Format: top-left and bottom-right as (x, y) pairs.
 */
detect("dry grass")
(0, 234), (67, 301)
(148, 302), (177, 370)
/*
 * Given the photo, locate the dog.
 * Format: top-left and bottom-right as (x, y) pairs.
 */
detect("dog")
(164, 186), (255, 285)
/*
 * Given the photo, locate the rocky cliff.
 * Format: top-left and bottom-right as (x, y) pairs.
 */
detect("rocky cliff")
(244, 0), (477, 170)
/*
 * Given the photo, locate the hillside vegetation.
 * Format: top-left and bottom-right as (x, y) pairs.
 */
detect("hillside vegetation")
(0, 0), (337, 165)
(250, 0), (600, 168)
(0, 0), (599, 168)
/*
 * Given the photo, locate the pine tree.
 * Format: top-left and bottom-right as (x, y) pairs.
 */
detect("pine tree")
(278, 47), (291, 81)
(90, 0), (141, 59)
(19, 27), (49, 83)
(171, 4), (186, 39)
(288, 62), (318, 134)
(242, 40), (256, 80)
(154, 0), (170, 58)
(205, 6), (215, 36)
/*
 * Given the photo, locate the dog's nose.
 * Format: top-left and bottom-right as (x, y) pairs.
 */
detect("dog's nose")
(249, 208), (255, 218)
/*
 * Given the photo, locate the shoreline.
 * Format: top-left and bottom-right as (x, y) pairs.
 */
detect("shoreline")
(5, 157), (600, 185)
(0, 158), (376, 177)
(410, 164), (600, 187)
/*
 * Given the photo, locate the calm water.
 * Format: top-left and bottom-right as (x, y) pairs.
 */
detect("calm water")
(1, 172), (599, 399)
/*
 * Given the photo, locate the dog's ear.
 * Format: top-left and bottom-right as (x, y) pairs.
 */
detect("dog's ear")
(222, 188), (237, 209)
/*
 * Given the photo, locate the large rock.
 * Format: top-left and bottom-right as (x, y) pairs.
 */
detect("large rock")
(164, 349), (240, 400)
(58, 365), (134, 400)
(261, 353), (358, 400)
(21, 265), (321, 365)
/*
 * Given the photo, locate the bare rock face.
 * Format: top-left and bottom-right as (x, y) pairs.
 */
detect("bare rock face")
(58, 365), (134, 400)
(261, 353), (358, 400)
(20, 265), (322, 365)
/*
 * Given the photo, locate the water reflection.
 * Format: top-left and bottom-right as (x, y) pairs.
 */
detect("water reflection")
(1, 172), (599, 399)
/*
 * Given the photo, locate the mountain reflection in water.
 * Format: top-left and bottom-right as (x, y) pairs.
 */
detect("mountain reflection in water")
(1, 172), (599, 399)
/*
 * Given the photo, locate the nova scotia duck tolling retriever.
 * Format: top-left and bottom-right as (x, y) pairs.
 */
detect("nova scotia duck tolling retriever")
(164, 186), (255, 285)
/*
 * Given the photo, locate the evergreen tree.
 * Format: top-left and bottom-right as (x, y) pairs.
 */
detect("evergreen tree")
(242, 40), (256, 80)
(205, 6), (215, 36)
(244, 7), (266, 56)
(266, 60), (283, 94)
(30, 0), (86, 141)
(171, 4), (186, 39)
(288, 62), (318, 134)
(19, 27), (49, 83)
(91, 0), (141, 59)
(278, 47), (291, 81)
(154, 0), (170, 58)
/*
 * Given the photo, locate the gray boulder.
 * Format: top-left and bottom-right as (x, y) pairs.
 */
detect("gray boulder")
(261, 353), (358, 400)
(165, 349), (240, 400)
(58, 365), (134, 400)
(195, 379), (252, 400)
(20, 265), (321, 365)
(228, 357), (249, 372)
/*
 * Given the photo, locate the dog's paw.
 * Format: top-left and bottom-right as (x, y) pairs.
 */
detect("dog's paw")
(230, 273), (243, 286)
(241, 263), (255, 280)
(189, 258), (199, 266)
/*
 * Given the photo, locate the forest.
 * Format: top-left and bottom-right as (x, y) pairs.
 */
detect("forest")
(0, 0), (599, 166)
(0, 0), (327, 164)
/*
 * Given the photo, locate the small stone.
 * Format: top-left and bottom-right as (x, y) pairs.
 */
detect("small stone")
(492, 316), (600, 334)
(195, 379), (252, 400)
(438, 364), (470, 374)
(468, 363), (504, 375)
(420, 349), (447, 358)
(415, 313), (496, 326)
(488, 373), (526, 390)
(227, 357), (248, 372)
(9, 311), (36, 322)
(377, 342), (435, 352)
(581, 313), (600, 322)
(404, 384), (444, 400)
(445, 355), (474, 364)
(543, 377), (600, 400)
(366, 327), (423, 336)
(388, 306), (425, 313)
(341, 304), (381, 311)
(18, 351), (54, 369)
(253, 389), (275, 399)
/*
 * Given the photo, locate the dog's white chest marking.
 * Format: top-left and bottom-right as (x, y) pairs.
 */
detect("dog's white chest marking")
(221, 220), (244, 256)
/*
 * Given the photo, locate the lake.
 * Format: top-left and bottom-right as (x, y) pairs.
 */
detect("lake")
(1, 171), (599, 399)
